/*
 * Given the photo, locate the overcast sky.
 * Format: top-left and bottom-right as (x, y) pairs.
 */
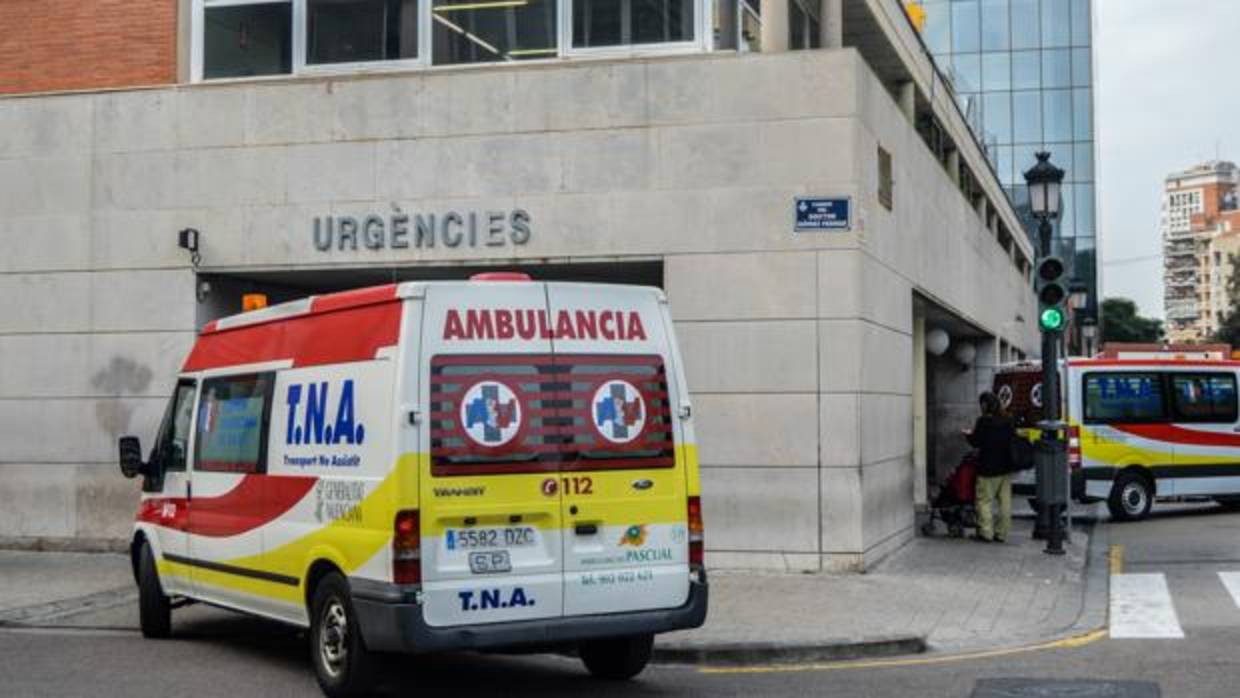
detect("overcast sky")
(1096, 0), (1240, 318)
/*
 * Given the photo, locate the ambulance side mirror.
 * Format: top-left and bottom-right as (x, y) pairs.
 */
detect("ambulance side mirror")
(118, 436), (145, 479)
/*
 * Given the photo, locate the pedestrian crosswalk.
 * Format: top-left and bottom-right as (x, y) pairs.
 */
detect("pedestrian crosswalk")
(1110, 570), (1240, 639)
(1110, 573), (1184, 638)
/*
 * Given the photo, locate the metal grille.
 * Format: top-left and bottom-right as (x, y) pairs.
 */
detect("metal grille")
(430, 354), (675, 476)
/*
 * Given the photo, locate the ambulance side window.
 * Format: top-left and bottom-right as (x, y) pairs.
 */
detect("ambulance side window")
(156, 380), (197, 473)
(1083, 372), (1167, 424)
(1171, 373), (1238, 424)
(195, 373), (275, 474)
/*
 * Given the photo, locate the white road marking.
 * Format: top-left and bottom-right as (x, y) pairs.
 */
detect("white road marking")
(1218, 571), (1240, 609)
(1110, 573), (1184, 639)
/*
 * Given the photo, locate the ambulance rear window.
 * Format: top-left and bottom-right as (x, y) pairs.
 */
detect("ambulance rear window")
(429, 354), (675, 475)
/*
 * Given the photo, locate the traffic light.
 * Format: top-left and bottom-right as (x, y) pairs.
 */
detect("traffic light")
(1036, 256), (1068, 333)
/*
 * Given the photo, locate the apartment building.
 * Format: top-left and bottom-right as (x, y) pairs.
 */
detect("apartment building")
(1163, 161), (1240, 342)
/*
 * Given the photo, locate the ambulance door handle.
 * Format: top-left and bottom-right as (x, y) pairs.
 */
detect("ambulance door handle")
(574, 523), (598, 536)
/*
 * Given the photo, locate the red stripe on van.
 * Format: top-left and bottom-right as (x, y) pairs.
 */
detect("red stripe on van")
(1111, 423), (1240, 449)
(137, 475), (317, 537)
(183, 300), (401, 371)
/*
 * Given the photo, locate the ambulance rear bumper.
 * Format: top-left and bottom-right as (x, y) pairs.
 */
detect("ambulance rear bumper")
(351, 577), (709, 654)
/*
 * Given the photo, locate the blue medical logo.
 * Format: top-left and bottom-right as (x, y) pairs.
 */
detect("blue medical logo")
(593, 380), (646, 445)
(460, 381), (522, 447)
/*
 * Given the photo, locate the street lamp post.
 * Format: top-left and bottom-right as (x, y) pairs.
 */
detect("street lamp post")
(1023, 151), (1068, 556)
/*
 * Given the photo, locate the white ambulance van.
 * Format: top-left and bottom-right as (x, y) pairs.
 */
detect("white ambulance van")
(995, 357), (1240, 521)
(118, 275), (707, 697)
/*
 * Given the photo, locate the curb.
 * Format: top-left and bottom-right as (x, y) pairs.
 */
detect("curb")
(0, 587), (136, 627)
(0, 537), (128, 554)
(1072, 517), (1110, 635)
(652, 635), (927, 667)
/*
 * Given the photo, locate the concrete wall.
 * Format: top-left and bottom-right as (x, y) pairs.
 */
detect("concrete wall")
(0, 49), (1034, 567)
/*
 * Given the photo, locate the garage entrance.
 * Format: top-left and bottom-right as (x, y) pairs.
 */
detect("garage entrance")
(194, 261), (664, 326)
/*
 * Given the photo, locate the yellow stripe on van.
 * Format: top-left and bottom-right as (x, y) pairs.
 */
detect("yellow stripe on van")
(680, 443), (701, 497)
(184, 454), (419, 604)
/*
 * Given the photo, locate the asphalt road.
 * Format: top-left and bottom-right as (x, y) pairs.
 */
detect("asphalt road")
(3, 504), (1239, 698)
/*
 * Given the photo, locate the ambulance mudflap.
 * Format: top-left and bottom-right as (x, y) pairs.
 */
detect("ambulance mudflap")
(418, 281), (691, 627)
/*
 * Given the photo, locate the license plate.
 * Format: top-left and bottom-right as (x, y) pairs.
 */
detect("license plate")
(447, 526), (537, 551)
(469, 551), (512, 574)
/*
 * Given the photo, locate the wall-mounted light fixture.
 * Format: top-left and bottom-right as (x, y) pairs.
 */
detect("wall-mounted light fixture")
(178, 228), (201, 268)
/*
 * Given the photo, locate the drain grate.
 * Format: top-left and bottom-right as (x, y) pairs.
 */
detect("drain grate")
(971, 679), (1160, 698)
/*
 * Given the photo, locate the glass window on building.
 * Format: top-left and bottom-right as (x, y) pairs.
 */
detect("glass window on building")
(951, 0), (980, 53)
(1042, 48), (1071, 88)
(788, 0), (820, 50)
(1071, 47), (1091, 86)
(982, 52), (1010, 91)
(1071, 0), (1091, 46)
(922, 0), (951, 55)
(996, 145), (1015, 186)
(980, 0), (1009, 51)
(1073, 141), (1094, 182)
(982, 92), (1012, 143)
(307, 0), (418, 65)
(1011, 50), (1039, 90)
(1043, 89), (1073, 141)
(953, 53), (981, 93)
(1040, 0), (1071, 48)
(1058, 179), (1076, 236)
(436, 0), (558, 63)
(204, 2), (293, 79)
(1073, 87), (1092, 139)
(1012, 91), (1041, 143)
(573, 0), (694, 48)
(1046, 142), (1073, 184)
(1010, 0), (1039, 50)
(1076, 183), (1095, 235)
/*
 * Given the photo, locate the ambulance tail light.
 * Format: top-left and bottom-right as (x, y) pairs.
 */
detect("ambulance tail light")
(687, 496), (705, 569)
(1068, 425), (1082, 470)
(393, 510), (421, 585)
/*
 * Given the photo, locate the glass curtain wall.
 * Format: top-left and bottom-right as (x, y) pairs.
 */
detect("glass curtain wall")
(920, 0), (1096, 326)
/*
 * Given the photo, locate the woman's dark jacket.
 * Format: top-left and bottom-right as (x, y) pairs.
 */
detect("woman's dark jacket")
(967, 415), (1016, 477)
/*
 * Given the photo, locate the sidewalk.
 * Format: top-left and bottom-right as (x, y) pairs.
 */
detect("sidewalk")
(659, 517), (1107, 664)
(0, 517), (1107, 665)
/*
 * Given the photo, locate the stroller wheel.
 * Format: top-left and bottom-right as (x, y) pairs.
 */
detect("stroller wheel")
(948, 523), (964, 538)
(921, 522), (936, 537)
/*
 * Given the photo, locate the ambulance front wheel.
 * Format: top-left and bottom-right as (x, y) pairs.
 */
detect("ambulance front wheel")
(579, 634), (654, 680)
(137, 541), (172, 639)
(1108, 470), (1153, 522)
(310, 572), (377, 698)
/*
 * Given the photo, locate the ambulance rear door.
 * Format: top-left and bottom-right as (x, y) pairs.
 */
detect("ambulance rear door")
(546, 283), (691, 617)
(418, 281), (565, 627)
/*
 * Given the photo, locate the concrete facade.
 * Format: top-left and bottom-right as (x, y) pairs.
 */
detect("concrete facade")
(0, 44), (1037, 569)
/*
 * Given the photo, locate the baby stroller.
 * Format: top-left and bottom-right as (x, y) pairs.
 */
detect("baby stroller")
(921, 451), (979, 538)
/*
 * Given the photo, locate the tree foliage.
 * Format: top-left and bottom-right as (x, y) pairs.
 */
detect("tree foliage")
(1213, 253), (1240, 348)
(1101, 298), (1163, 343)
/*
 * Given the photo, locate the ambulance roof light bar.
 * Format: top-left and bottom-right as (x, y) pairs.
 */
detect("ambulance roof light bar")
(470, 272), (532, 282)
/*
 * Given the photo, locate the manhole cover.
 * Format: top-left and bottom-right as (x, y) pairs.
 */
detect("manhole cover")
(971, 679), (1160, 698)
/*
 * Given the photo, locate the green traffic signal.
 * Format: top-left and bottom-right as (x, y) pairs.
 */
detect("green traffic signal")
(1040, 306), (1066, 332)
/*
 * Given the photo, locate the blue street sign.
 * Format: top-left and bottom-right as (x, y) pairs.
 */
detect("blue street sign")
(794, 197), (851, 232)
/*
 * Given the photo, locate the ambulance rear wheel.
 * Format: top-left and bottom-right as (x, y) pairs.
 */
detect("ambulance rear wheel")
(1108, 471), (1153, 522)
(310, 572), (376, 698)
(579, 634), (654, 680)
(138, 542), (172, 639)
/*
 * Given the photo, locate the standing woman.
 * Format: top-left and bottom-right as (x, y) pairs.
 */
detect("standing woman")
(965, 391), (1016, 543)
